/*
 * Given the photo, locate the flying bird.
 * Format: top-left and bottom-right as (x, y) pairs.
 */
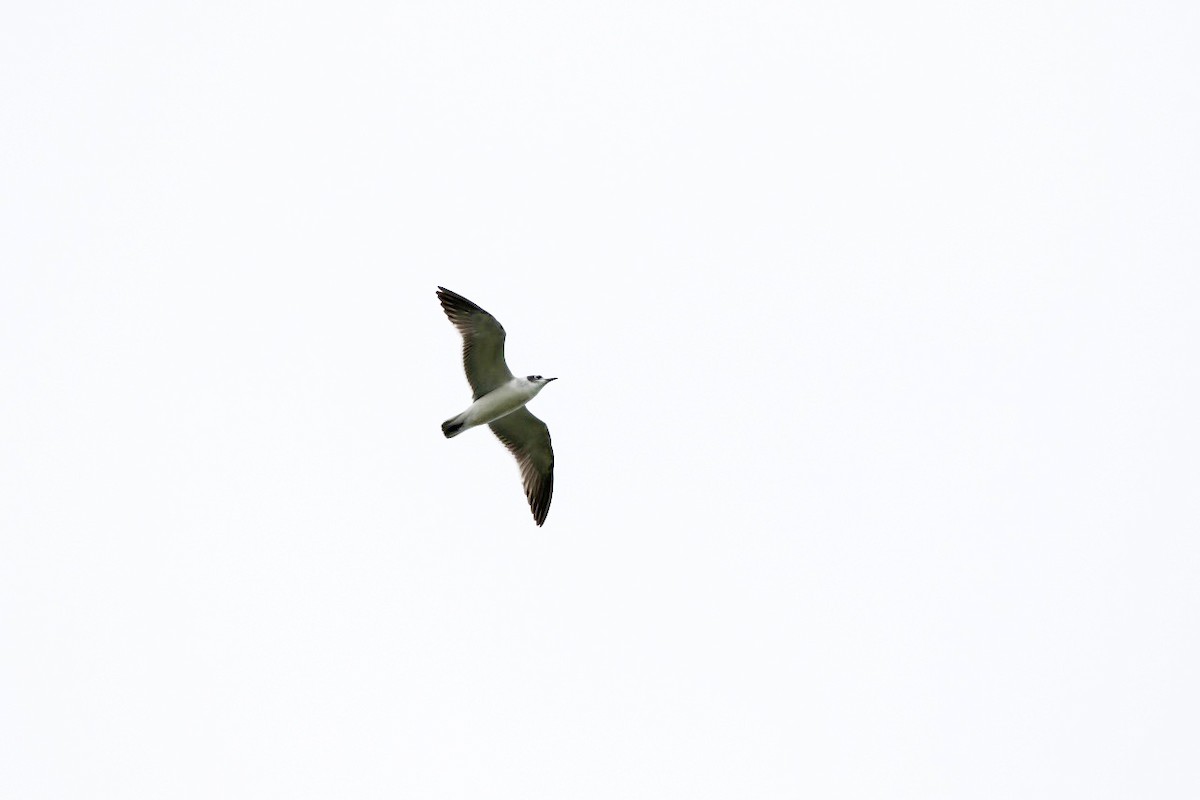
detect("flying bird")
(436, 287), (557, 526)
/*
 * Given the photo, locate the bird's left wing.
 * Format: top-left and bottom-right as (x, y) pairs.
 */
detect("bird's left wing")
(489, 408), (554, 527)
(437, 287), (514, 399)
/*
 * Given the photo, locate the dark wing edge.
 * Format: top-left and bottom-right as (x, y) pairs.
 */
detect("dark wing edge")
(488, 409), (554, 527)
(436, 287), (511, 399)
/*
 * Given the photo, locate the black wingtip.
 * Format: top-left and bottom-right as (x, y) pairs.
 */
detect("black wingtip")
(436, 287), (490, 319)
(531, 473), (552, 527)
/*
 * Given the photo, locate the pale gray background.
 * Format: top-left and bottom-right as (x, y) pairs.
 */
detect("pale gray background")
(2, 2), (1198, 797)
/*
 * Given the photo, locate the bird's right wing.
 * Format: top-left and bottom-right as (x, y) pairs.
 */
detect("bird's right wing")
(436, 287), (514, 399)
(489, 408), (554, 527)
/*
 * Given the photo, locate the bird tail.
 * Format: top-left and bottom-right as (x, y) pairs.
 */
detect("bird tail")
(442, 414), (467, 438)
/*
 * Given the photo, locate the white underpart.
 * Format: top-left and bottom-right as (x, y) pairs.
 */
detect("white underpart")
(458, 377), (545, 432)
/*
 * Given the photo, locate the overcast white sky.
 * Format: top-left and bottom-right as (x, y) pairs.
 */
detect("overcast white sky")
(2, 2), (1198, 797)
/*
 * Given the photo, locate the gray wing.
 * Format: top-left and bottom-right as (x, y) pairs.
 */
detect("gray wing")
(489, 408), (554, 527)
(437, 287), (514, 399)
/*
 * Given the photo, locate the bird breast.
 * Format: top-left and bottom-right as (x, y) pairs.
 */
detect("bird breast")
(465, 379), (539, 426)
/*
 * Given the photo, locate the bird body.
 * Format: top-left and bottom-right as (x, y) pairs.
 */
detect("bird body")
(436, 287), (557, 526)
(442, 376), (554, 438)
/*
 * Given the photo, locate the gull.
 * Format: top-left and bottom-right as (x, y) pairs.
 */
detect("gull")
(437, 287), (557, 526)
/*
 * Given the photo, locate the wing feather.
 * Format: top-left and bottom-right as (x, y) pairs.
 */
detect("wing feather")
(436, 287), (514, 399)
(488, 408), (554, 527)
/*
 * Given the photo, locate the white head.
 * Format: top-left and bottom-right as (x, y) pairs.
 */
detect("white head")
(525, 374), (557, 391)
